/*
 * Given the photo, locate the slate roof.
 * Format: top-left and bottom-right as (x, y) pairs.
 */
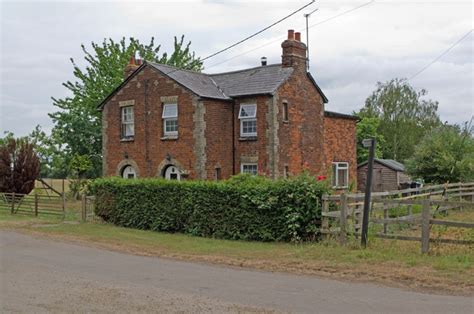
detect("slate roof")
(209, 64), (293, 97)
(148, 62), (229, 100)
(358, 158), (406, 172)
(98, 61), (328, 109)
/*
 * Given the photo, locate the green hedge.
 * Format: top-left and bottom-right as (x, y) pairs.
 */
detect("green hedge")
(90, 173), (329, 242)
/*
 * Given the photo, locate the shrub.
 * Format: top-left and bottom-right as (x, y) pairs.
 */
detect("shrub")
(90, 173), (329, 242)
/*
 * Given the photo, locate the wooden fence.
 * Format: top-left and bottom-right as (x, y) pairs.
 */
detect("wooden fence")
(0, 192), (66, 217)
(81, 195), (96, 222)
(321, 182), (474, 253)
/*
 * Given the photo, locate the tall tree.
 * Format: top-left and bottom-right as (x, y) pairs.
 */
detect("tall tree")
(406, 121), (474, 183)
(358, 78), (441, 162)
(355, 116), (385, 164)
(49, 36), (202, 178)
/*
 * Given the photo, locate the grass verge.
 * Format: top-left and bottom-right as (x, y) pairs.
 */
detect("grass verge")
(1, 209), (472, 296)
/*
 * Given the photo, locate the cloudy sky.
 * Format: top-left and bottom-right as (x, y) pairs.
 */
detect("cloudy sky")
(1, 0), (472, 136)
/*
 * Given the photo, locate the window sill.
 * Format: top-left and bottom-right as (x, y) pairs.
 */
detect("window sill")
(120, 138), (134, 142)
(161, 136), (178, 141)
(282, 120), (289, 124)
(239, 136), (257, 141)
(333, 186), (349, 190)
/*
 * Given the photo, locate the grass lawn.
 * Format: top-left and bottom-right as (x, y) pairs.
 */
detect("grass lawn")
(0, 209), (472, 296)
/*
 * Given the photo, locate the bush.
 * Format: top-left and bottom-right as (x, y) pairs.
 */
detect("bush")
(90, 173), (329, 242)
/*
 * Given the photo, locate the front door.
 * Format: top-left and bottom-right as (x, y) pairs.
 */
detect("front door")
(164, 165), (181, 180)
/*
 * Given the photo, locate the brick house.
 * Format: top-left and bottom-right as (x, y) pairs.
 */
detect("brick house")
(98, 29), (358, 188)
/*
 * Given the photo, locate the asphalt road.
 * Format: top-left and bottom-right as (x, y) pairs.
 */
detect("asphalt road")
(0, 231), (472, 313)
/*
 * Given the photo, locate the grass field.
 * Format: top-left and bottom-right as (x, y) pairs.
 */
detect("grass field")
(1, 207), (472, 296)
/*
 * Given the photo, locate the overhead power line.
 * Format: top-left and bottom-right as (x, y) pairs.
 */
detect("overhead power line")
(205, 0), (375, 70)
(409, 29), (473, 80)
(201, 0), (316, 62)
(164, 0), (316, 75)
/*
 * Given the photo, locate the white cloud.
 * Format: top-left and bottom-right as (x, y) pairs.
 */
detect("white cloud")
(0, 0), (472, 136)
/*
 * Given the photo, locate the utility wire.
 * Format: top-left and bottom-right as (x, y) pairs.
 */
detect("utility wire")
(205, 0), (375, 70)
(163, 0), (316, 75)
(201, 0), (316, 62)
(409, 29), (473, 80)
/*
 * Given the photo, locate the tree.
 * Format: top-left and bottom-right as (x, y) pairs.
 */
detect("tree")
(406, 122), (474, 183)
(355, 116), (385, 164)
(358, 78), (441, 162)
(49, 36), (202, 178)
(0, 138), (40, 194)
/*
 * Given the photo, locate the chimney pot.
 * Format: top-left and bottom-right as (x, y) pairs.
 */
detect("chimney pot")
(287, 29), (295, 40)
(295, 32), (301, 41)
(129, 56), (135, 65)
(261, 56), (267, 66)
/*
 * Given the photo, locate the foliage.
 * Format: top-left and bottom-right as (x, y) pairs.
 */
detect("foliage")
(1, 127), (67, 178)
(0, 138), (40, 194)
(355, 116), (385, 164)
(49, 36), (203, 178)
(406, 122), (474, 183)
(358, 78), (441, 162)
(90, 173), (329, 242)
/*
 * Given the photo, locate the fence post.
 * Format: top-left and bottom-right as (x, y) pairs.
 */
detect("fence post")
(81, 194), (86, 222)
(383, 200), (388, 234)
(339, 194), (347, 245)
(322, 197), (329, 240)
(11, 192), (15, 214)
(421, 199), (431, 254)
(34, 193), (39, 216)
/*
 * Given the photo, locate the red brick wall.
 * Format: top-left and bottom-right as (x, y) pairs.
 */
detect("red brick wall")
(204, 99), (233, 179)
(323, 116), (357, 188)
(103, 66), (197, 179)
(276, 73), (325, 177)
(232, 96), (271, 176)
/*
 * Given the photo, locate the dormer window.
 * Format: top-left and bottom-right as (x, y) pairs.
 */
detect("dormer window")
(162, 103), (178, 136)
(239, 104), (257, 137)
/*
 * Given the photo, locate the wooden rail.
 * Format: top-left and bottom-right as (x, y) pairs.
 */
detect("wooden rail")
(0, 192), (65, 217)
(321, 182), (474, 253)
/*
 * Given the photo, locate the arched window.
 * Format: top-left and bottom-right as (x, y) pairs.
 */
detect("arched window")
(122, 165), (137, 179)
(164, 165), (181, 180)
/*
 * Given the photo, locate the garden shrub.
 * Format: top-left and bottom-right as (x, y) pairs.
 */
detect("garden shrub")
(90, 173), (329, 242)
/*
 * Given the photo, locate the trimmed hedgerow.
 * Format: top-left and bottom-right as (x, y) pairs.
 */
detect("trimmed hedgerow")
(90, 173), (329, 242)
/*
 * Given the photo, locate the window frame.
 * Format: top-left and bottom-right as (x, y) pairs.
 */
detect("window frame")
(121, 165), (137, 179)
(332, 162), (349, 188)
(162, 103), (178, 137)
(282, 101), (289, 122)
(241, 163), (258, 175)
(238, 104), (257, 137)
(121, 106), (134, 139)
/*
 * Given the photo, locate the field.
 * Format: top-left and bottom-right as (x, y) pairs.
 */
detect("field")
(1, 206), (472, 296)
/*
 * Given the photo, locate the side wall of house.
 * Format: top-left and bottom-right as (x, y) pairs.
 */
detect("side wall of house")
(324, 116), (357, 188)
(102, 66), (199, 179)
(276, 75), (325, 177)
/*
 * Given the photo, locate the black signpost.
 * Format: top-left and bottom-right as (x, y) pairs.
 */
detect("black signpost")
(361, 137), (376, 248)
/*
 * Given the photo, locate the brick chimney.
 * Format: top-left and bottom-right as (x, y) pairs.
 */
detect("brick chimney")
(281, 29), (307, 72)
(124, 55), (139, 79)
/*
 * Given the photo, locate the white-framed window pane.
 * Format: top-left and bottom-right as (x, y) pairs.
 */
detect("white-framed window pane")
(241, 163), (258, 175)
(241, 119), (257, 136)
(162, 103), (178, 118)
(238, 104), (256, 118)
(332, 162), (349, 187)
(164, 118), (178, 134)
(121, 106), (134, 138)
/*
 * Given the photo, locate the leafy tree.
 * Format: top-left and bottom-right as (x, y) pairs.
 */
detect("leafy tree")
(355, 116), (385, 164)
(358, 78), (441, 162)
(406, 122), (474, 183)
(0, 138), (40, 194)
(49, 36), (203, 178)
